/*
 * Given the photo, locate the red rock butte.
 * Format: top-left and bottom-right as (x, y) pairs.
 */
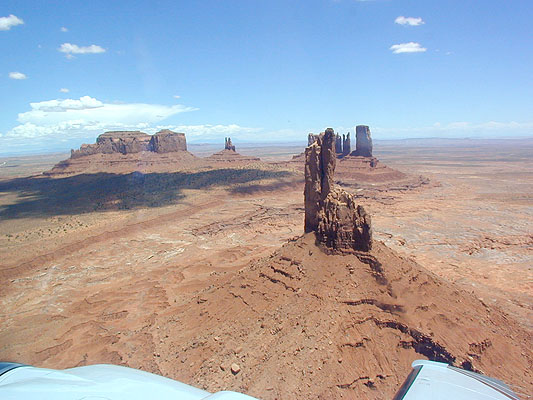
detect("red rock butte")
(47, 130), (201, 176)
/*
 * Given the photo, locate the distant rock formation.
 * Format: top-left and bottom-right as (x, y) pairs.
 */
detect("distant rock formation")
(224, 137), (236, 152)
(308, 133), (320, 147)
(151, 129), (188, 153)
(206, 140), (261, 164)
(335, 134), (342, 154)
(342, 132), (351, 157)
(304, 128), (372, 252)
(70, 130), (187, 158)
(351, 125), (373, 157)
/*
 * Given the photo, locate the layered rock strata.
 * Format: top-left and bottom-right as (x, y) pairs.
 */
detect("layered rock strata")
(305, 128), (372, 252)
(70, 130), (187, 158)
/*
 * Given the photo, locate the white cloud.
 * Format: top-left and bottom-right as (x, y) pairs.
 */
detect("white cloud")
(60, 88), (70, 93)
(173, 95), (181, 99)
(390, 42), (427, 54)
(58, 43), (106, 56)
(61, 26), (68, 32)
(4, 96), (198, 140)
(0, 14), (24, 31)
(9, 71), (27, 80)
(157, 124), (260, 139)
(24, 96), (104, 114)
(395, 16), (424, 26)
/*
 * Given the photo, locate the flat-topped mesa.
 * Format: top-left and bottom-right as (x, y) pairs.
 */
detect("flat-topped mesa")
(351, 125), (373, 157)
(70, 130), (187, 158)
(304, 128), (372, 252)
(224, 137), (236, 151)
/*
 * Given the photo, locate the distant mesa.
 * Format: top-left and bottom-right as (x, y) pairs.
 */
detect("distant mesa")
(47, 130), (199, 176)
(305, 128), (372, 252)
(70, 129), (187, 158)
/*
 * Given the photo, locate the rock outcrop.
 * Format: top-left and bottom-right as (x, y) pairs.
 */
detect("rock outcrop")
(70, 130), (187, 158)
(150, 129), (188, 153)
(335, 134), (343, 154)
(351, 125), (373, 157)
(304, 128), (372, 252)
(206, 140), (261, 165)
(308, 133), (320, 146)
(342, 132), (351, 157)
(224, 137), (236, 152)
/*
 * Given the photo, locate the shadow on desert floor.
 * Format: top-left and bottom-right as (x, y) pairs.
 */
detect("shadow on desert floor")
(0, 168), (294, 219)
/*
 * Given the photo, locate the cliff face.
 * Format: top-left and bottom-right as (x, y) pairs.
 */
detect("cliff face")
(304, 128), (372, 252)
(352, 125), (373, 157)
(150, 129), (187, 153)
(71, 130), (187, 158)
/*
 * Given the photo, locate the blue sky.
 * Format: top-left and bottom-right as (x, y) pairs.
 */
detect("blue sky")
(1, 0), (532, 154)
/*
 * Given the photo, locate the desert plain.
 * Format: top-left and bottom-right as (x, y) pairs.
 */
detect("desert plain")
(0, 137), (532, 399)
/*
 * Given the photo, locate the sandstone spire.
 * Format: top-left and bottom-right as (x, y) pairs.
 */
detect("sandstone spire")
(304, 128), (372, 251)
(342, 132), (351, 156)
(335, 134), (342, 154)
(224, 137), (236, 151)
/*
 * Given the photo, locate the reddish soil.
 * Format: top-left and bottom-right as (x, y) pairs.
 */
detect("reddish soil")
(0, 139), (531, 399)
(46, 151), (204, 176)
(205, 149), (261, 165)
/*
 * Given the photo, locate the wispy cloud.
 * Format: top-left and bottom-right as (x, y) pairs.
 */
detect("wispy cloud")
(173, 95), (181, 99)
(9, 71), (27, 80)
(60, 26), (68, 32)
(0, 14), (24, 31)
(58, 43), (106, 57)
(395, 16), (424, 26)
(390, 42), (427, 54)
(159, 124), (260, 140)
(3, 96), (198, 140)
(60, 88), (69, 93)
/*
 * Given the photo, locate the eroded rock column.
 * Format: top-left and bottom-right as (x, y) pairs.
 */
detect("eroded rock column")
(304, 127), (372, 251)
